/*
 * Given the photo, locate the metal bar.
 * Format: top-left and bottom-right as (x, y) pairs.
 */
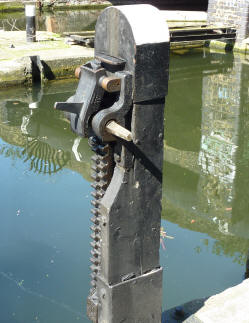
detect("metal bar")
(171, 33), (236, 42)
(170, 27), (236, 34)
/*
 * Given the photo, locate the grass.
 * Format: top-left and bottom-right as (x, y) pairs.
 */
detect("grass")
(0, 2), (24, 13)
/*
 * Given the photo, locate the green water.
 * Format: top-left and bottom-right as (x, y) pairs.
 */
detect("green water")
(0, 49), (248, 322)
(0, 9), (100, 33)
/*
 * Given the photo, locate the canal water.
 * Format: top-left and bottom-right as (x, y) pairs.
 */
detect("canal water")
(0, 9), (100, 33)
(0, 49), (248, 322)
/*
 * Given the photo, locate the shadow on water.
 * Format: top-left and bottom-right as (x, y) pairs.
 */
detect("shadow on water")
(0, 49), (249, 321)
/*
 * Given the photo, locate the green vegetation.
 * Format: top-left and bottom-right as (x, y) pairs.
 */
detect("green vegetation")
(0, 11), (23, 19)
(162, 199), (249, 266)
(43, 3), (110, 11)
(0, 2), (109, 14)
(0, 2), (24, 13)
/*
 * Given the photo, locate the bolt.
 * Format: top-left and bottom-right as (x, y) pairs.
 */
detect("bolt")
(114, 153), (121, 163)
(88, 136), (99, 148)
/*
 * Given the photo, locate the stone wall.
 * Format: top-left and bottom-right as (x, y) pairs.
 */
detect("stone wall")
(207, 0), (249, 44)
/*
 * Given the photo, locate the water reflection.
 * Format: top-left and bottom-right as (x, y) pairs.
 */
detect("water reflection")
(0, 82), (92, 180)
(0, 10), (100, 33)
(0, 81), (94, 323)
(1, 51), (249, 319)
(164, 51), (249, 268)
(0, 54), (249, 259)
(198, 56), (249, 236)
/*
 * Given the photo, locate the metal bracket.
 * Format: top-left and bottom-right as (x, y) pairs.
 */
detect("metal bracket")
(92, 71), (132, 142)
(55, 59), (106, 137)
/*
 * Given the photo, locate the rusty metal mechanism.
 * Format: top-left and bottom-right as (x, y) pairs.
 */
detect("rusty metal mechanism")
(54, 4), (170, 323)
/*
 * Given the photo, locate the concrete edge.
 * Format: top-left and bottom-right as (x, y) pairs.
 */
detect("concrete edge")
(208, 39), (234, 52)
(0, 54), (93, 88)
(183, 315), (203, 323)
(0, 56), (32, 87)
(161, 298), (208, 323)
(40, 55), (93, 80)
(233, 42), (249, 53)
(184, 279), (249, 323)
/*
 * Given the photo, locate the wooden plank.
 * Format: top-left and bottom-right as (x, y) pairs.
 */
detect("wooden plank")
(170, 25), (235, 32)
(171, 32), (236, 42)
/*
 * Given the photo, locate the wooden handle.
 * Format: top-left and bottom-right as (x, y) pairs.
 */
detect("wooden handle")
(75, 66), (81, 79)
(100, 76), (121, 93)
(106, 121), (132, 141)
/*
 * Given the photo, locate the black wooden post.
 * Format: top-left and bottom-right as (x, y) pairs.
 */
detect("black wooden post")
(54, 4), (170, 322)
(92, 5), (169, 323)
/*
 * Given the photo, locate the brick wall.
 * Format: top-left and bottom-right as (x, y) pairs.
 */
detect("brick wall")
(207, 0), (249, 43)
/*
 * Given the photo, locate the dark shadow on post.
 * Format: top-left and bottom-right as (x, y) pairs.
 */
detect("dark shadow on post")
(30, 55), (41, 84)
(118, 138), (163, 183)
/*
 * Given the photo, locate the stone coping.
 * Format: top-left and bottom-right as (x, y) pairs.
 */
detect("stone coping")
(185, 279), (249, 323)
(0, 31), (94, 87)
